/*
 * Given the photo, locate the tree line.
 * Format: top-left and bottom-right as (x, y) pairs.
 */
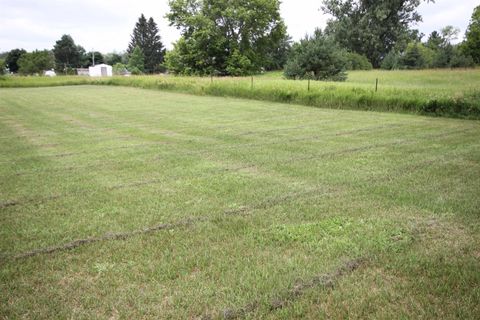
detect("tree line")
(0, 13), (165, 76)
(1, 1), (479, 80)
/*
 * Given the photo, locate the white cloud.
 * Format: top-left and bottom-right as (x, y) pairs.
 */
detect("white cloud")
(280, 0), (330, 41)
(417, 0), (478, 42)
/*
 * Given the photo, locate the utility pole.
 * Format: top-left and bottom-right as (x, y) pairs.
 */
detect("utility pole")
(92, 49), (95, 66)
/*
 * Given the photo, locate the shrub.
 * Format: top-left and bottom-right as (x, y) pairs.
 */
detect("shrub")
(226, 50), (254, 76)
(450, 49), (475, 68)
(381, 50), (402, 70)
(401, 42), (435, 69)
(284, 59), (303, 80)
(113, 63), (128, 75)
(345, 52), (373, 70)
(284, 29), (348, 81)
(128, 67), (143, 75)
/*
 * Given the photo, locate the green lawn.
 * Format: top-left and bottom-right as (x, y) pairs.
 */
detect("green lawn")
(1, 86), (479, 319)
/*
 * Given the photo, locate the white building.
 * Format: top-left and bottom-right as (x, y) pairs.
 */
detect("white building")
(88, 64), (112, 77)
(44, 70), (56, 77)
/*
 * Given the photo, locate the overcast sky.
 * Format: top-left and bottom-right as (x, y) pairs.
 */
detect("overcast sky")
(0, 0), (477, 53)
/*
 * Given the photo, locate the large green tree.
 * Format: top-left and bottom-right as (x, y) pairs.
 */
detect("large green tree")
(5, 49), (27, 73)
(322, 0), (434, 67)
(53, 34), (82, 71)
(127, 14), (165, 73)
(165, 0), (287, 76)
(462, 5), (480, 64)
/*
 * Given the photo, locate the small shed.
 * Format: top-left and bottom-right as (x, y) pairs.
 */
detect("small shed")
(88, 64), (112, 77)
(44, 69), (56, 77)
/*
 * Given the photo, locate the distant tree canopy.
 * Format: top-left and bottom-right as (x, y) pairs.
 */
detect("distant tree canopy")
(322, 0), (434, 68)
(127, 14), (165, 73)
(165, 0), (287, 76)
(86, 51), (104, 66)
(104, 52), (124, 66)
(381, 25), (474, 70)
(284, 29), (348, 81)
(5, 49), (27, 73)
(53, 35), (83, 71)
(462, 5), (480, 63)
(17, 50), (55, 75)
(426, 31), (443, 50)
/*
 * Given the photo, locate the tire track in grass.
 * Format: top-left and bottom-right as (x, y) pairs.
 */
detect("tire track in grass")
(0, 127), (472, 209)
(9, 218), (200, 260)
(206, 258), (365, 320)
(3, 145), (465, 260)
(6, 186), (337, 261)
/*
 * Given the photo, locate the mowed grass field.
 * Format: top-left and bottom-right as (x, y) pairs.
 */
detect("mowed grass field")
(1, 85), (480, 319)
